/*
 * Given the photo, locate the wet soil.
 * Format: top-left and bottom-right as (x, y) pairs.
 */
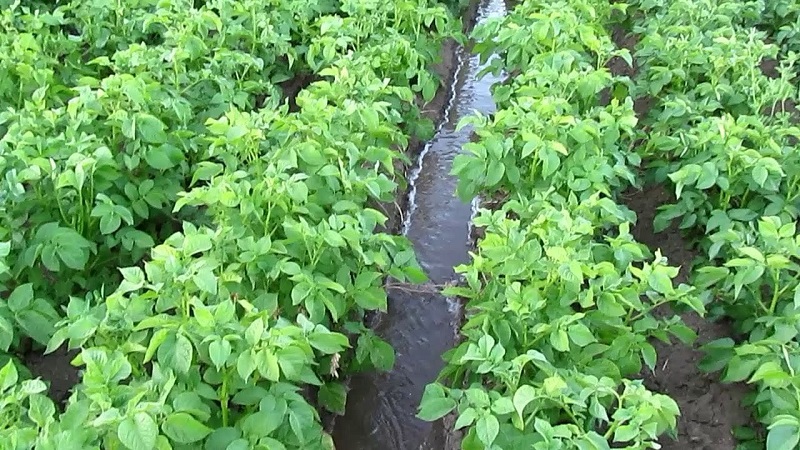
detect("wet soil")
(624, 185), (752, 450)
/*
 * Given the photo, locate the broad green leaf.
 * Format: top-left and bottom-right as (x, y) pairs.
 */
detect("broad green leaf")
(550, 329), (570, 352)
(256, 349), (280, 382)
(318, 382), (347, 415)
(647, 268), (673, 294)
(308, 331), (349, 354)
(159, 333), (193, 374)
(183, 234), (213, 256)
(27, 394), (56, 427)
(209, 339), (231, 370)
(245, 318), (264, 345)
(237, 351), (257, 381)
(640, 342), (657, 371)
(204, 427), (241, 450)
(513, 385), (536, 419)
(476, 415), (499, 447)
(454, 408), (478, 430)
(194, 269), (217, 295)
(162, 412), (212, 444)
(767, 424), (800, 450)
(722, 356), (759, 382)
(417, 395), (456, 421)
(118, 412), (158, 450)
(137, 114), (168, 144)
(567, 323), (596, 347)
(613, 424), (639, 442)
(369, 338), (395, 371)
(8, 284), (34, 312)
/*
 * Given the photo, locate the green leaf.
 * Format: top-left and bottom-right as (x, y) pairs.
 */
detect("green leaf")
(57, 242), (90, 270)
(162, 412), (212, 444)
(697, 162), (718, 190)
(258, 438), (287, 450)
(476, 414), (500, 447)
(485, 160), (505, 187)
(118, 412), (158, 450)
(237, 351), (256, 381)
(455, 408), (478, 430)
(749, 361), (789, 387)
(204, 427), (241, 450)
(355, 287), (387, 311)
(753, 165), (769, 188)
(640, 342), (657, 371)
(567, 323), (596, 347)
(613, 424), (639, 442)
(27, 394), (56, 427)
(245, 318), (264, 345)
(0, 316), (13, 352)
(308, 331), (349, 354)
(8, 283), (34, 312)
(159, 333), (193, 374)
(183, 234), (213, 256)
(369, 337), (395, 371)
(647, 267), (674, 294)
(513, 385), (536, 418)
(137, 114), (168, 144)
(145, 145), (182, 170)
(767, 424), (800, 450)
(417, 395), (456, 421)
(722, 356), (760, 382)
(291, 282), (313, 305)
(550, 328), (570, 352)
(17, 309), (56, 346)
(318, 382), (347, 415)
(100, 214), (122, 234)
(256, 349), (280, 382)
(194, 269), (217, 295)
(0, 361), (18, 392)
(208, 339), (231, 370)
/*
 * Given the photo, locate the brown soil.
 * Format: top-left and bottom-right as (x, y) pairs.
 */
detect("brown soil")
(624, 185), (752, 450)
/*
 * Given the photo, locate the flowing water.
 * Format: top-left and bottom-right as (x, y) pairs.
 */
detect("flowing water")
(332, 0), (506, 448)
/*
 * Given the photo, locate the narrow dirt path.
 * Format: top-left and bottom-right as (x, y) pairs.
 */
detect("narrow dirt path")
(605, 20), (753, 448)
(625, 185), (752, 449)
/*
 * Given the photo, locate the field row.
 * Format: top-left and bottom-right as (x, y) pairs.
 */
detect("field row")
(419, 0), (800, 448)
(0, 0), (463, 448)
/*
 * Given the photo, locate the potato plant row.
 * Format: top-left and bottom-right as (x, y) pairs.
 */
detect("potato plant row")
(625, 0), (800, 448)
(416, 0), (708, 448)
(0, 0), (463, 449)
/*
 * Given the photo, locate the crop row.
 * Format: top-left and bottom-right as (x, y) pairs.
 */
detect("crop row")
(417, 0), (800, 448)
(0, 0), (462, 449)
(625, 0), (800, 447)
(416, 0), (708, 448)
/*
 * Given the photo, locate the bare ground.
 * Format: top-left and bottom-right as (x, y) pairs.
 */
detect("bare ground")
(24, 346), (79, 406)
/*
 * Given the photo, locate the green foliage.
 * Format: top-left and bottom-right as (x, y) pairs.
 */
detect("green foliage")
(0, 0), (461, 447)
(419, 0), (705, 448)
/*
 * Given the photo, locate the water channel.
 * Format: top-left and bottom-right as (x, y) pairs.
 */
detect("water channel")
(332, 0), (506, 447)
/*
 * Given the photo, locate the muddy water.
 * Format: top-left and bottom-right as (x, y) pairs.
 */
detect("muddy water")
(332, 1), (505, 448)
